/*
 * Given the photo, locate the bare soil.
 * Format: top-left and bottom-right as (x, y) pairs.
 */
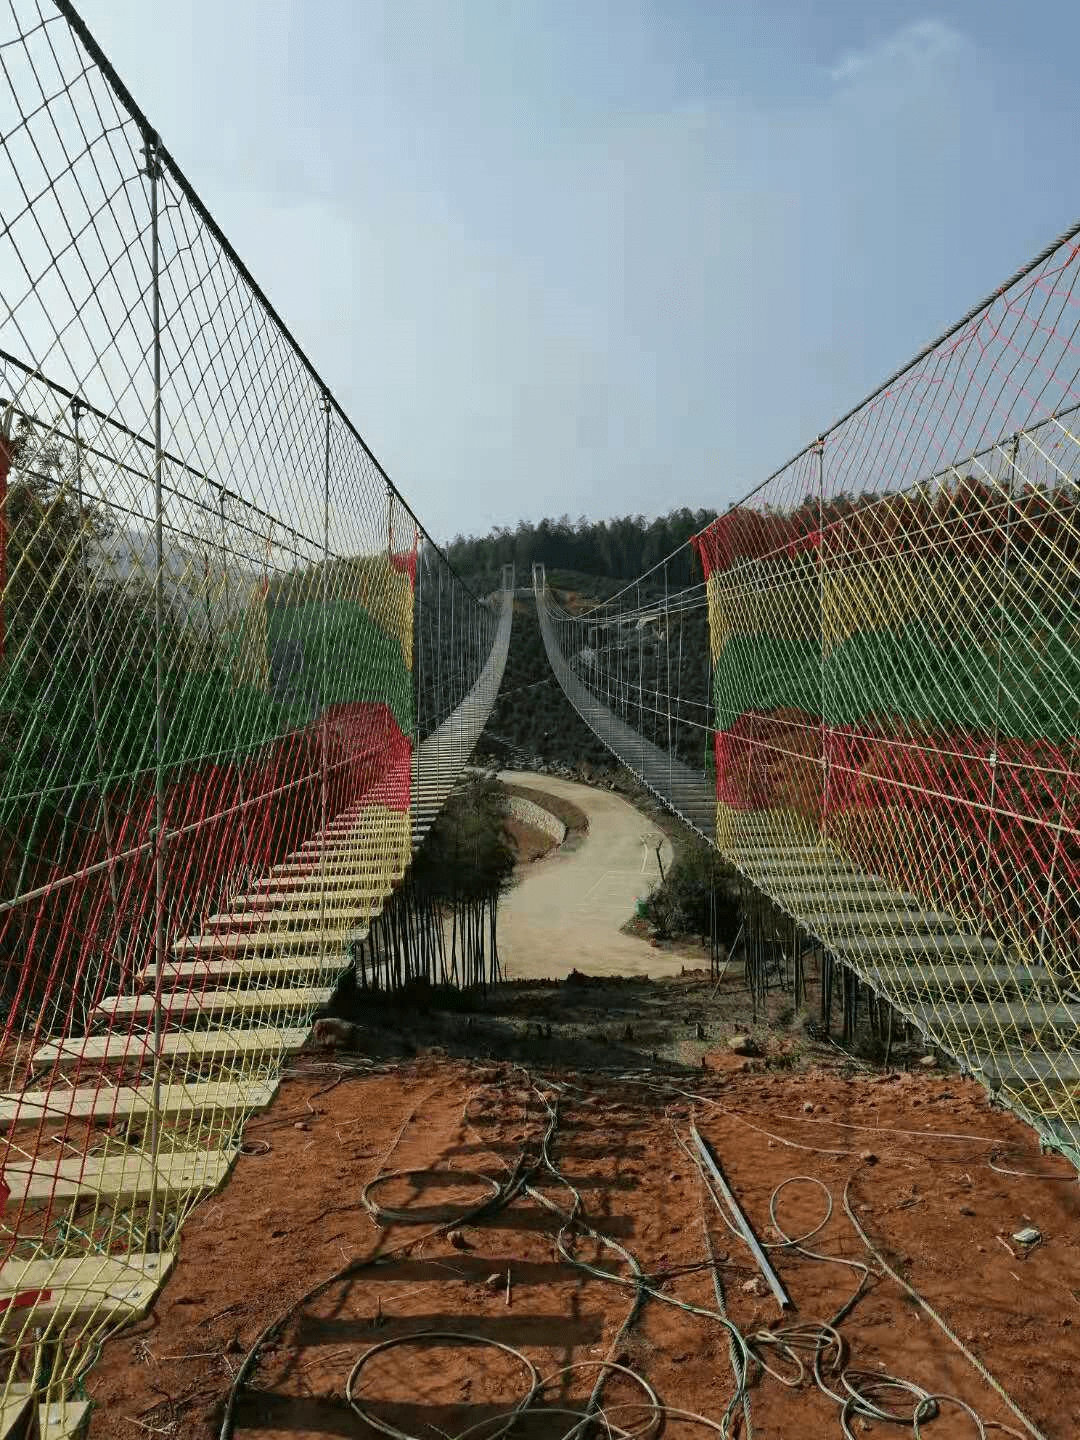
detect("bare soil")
(504, 816), (559, 865)
(86, 982), (1080, 1440)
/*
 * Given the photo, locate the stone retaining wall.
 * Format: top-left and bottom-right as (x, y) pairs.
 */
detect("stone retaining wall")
(506, 794), (566, 845)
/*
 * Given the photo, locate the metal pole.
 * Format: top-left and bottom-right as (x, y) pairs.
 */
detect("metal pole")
(219, 487), (252, 878)
(415, 536), (423, 851)
(981, 434), (1018, 929)
(664, 559), (672, 803)
(145, 129), (165, 1253)
(72, 397), (122, 995)
(320, 391), (331, 952)
(691, 1123), (791, 1310)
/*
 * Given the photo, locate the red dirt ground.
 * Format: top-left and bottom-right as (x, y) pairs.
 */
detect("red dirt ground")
(85, 1051), (1080, 1440)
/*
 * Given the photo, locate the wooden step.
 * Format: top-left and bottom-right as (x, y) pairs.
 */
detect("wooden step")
(5, 1147), (234, 1206)
(972, 1050), (1080, 1084)
(808, 910), (958, 933)
(201, 903), (379, 928)
(244, 872), (384, 891)
(172, 930), (355, 956)
(839, 933), (1008, 959)
(863, 963), (1053, 995)
(0, 1078), (277, 1126)
(779, 887), (920, 908)
(906, 997), (1080, 1037)
(0, 1253), (174, 1331)
(0, 1386), (31, 1440)
(234, 875), (385, 898)
(145, 956), (353, 984)
(231, 889), (384, 909)
(266, 867), (398, 884)
(39, 1400), (91, 1440)
(95, 987), (332, 1022)
(33, 1027), (309, 1071)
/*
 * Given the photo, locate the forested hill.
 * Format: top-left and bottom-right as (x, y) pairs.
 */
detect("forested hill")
(447, 508), (718, 592)
(460, 509), (718, 773)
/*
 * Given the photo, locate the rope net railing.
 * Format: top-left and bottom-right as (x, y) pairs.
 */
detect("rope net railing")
(532, 562), (717, 840)
(0, 0), (505, 1416)
(536, 223), (1080, 1167)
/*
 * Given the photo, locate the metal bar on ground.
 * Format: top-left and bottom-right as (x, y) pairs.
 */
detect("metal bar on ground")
(690, 1122), (791, 1312)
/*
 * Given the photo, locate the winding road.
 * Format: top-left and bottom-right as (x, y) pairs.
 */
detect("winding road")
(496, 770), (683, 980)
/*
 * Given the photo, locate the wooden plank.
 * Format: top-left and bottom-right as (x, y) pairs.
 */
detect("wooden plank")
(904, 998), (1080, 1035)
(201, 903), (379, 927)
(95, 987), (332, 1021)
(0, 1388), (31, 1440)
(172, 930), (355, 955)
(0, 1252), (174, 1329)
(0, 1078), (277, 1126)
(838, 933), (1007, 959)
(973, 1051), (1080, 1083)
(5, 1148), (235, 1206)
(232, 889), (383, 908)
(862, 963), (1050, 993)
(242, 874), (384, 892)
(38, 1401), (91, 1440)
(145, 956), (352, 984)
(774, 886), (918, 906)
(33, 1027), (309, 1071)
(268, 864), (397, 879)
(805, 910), (958, 932)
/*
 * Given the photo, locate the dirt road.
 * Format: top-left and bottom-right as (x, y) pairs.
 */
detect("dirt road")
(496, 769), (681, 980)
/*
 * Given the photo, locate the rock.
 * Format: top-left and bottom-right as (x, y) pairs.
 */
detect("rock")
(312, 1017), (358, 1050)
(696, 1022), (706, 1040)
(918, 1055), (938, 1069)
(740, 1276), (765, 1297)
(293, 1121), (309, 1132)
(447, 1230), (470, 1250)
(1012, 1226), (1041, 1246)
(959, 1205), (975, 1217)
(729, 1034), (755, 1056)
(484, 1273), (502, 1290)
(860, 1151), (878, 1165)
(802, 1101), (815, 1114)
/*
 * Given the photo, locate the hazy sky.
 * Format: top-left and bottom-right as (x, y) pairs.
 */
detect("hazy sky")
(83, 1), (1080, 541)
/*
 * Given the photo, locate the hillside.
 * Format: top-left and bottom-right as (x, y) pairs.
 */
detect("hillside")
(446, 508), (717, 593)
(475, 594), (611, 770)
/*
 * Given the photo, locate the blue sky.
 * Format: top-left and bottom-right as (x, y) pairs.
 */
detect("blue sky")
(84, 0), (1080, 540)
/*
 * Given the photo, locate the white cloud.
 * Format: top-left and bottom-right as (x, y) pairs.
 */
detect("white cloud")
(829, 19), (968, 88)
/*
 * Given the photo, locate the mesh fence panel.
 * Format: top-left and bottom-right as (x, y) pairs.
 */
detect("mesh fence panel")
(693, 231), (1080, 1158)
(0, 0), (505, 1409)
(536, 226), (1080, 1166)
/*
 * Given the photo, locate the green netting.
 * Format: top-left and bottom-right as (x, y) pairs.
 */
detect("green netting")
(267, 599), (413, 730)
(714, 617), (1080, 739)
(0, 599), (412, 829)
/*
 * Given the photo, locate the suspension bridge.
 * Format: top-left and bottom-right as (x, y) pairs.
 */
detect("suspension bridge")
(0, 0), (1077, 1430)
